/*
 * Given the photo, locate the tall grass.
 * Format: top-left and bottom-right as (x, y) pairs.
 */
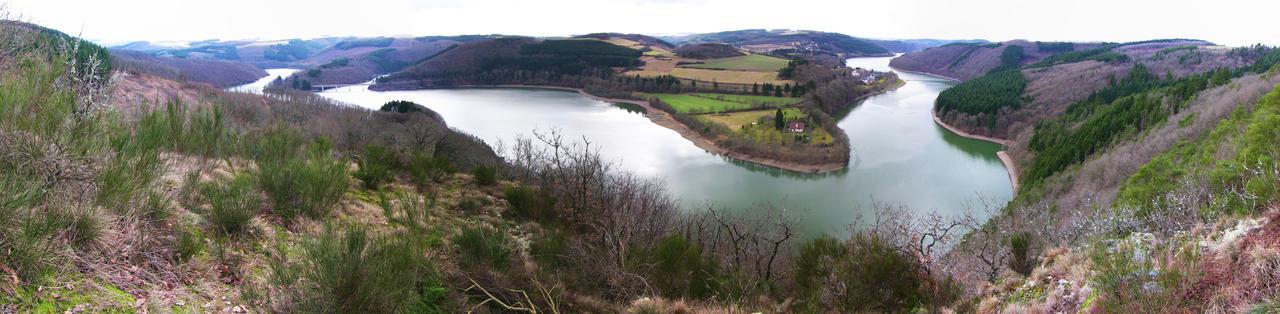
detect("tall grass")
(353, 144), (398, 190)
(265, 224), (443, 312)
(251, 128), (350, 222)
(199, 174), (261, 236)
(454, 225), (511, 269)
(0, 50), (139, 283)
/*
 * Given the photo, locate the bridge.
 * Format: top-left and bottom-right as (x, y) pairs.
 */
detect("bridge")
(310, 82), (371, 92)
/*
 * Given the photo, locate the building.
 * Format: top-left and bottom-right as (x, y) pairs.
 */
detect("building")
(787, 121), (806, 133)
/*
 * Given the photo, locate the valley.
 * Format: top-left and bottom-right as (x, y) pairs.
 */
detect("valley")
(5, 2), (1280, 311)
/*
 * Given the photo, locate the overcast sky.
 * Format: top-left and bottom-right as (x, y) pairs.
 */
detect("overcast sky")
(5, 0), (1276, 47)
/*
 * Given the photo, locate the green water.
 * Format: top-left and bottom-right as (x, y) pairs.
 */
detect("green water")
(320, 56), (1012, 236)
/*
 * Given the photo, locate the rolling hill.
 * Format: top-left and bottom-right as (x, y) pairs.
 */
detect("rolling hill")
(110, 49), (265, 88)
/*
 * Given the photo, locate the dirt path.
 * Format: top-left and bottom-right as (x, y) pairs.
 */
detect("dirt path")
(932, 110), (1019, 193)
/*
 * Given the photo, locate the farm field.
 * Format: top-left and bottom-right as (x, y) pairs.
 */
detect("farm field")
(680, 54), (790, 71)
(690, 93), (801, 107)
(651, 93), (758, 113)
(700, 110), (774, 130)
(670, 68), (790, 85)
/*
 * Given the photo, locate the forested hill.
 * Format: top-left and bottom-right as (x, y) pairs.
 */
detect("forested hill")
(110, 49), (265, 88)
(661, 29), (892, 57)
(371, 36), (643, 92)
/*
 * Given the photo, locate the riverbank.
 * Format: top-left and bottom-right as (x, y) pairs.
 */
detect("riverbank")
(931, 110), (1019, 193)
(460, 84), (851, 173)
(887, 65), (963, 81)
(888, 63), (1020, 193)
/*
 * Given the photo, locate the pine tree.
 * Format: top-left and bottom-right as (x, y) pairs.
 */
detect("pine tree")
(775, 109), (785, 130)
(774, 87), (783, 97)
(752, 83), (759, 95)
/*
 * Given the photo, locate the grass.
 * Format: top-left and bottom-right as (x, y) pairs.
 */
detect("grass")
(681, 54), (790, 72)
(199, 174), (261, 237)
(700, 110), (774, 130)
(670, 68), (790, 85)
(252, 129), (351, 222)
(691, 93), (801, 107)
(651, 94), (760, 114)
(702, 108), (835, 146)
(455, 225), (512, 269)
(354, 145), (398, 190)
(265, 224), (442, 313)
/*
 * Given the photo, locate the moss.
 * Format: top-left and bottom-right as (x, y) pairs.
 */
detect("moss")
(4, 276), (137, 313)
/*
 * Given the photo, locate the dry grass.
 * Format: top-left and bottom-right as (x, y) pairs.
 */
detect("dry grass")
(625, 67), (791, 85)
(699, 110), (772, 130)
(669, 68), (790, 85)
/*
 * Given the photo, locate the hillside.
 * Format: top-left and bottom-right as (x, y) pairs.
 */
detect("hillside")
(867, 38), (989, 53)
(114, 37), (345, 68)
(291, 36), (474, 85)
(111, 49), (265, 88)
(663, 29), (892, 57)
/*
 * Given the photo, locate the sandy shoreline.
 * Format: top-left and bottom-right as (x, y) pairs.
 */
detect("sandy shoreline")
(459, 85), (850, 173)
(931, 110), (1019, 193)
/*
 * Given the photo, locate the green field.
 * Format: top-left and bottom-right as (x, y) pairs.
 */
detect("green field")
(690, 93), (801, 107)
(651, 94), (755, 113)
(651, 93), (799, 114)
(680, 54), (790, 71)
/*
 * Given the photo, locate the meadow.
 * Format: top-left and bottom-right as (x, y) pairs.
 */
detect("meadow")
(670, 68), (790, 85)
(690, 93), (801, 107)
(650, 93), (758, 113)
(680, 54), (790, 71)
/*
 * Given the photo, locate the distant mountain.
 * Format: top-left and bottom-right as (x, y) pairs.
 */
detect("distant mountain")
(866, 38), (989, 53)
(112, 37), (348, 68)
(659, 29), (892, 57)
(112, 41), (184, 53)
(658, 29), (982, 56)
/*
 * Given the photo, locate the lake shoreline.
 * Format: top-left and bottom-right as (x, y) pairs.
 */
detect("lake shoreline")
(886, 64), (1019, 193)
(453, 84), (859, 173)
(930, 109), (1019, 193)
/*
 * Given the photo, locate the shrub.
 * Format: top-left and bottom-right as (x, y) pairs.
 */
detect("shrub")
(254, 133), (350, 222)
(472, 165), (497, 186)
(457, 196), (488, 212)
(1009, 233), (1036, 276)
(638, 234), (720, 300)
(530, 227), (570, 267)
(380, 192), (434, 237)
(793, 235), (847, 300)
(199, 174), (261, 236)
(406, 152), (453, 190)
(813, 234), (927, 312)
(354, 145), (398, 190)
(174, 227), (205, 262)
(504, 185), (556, 221)
(266, 224), (443, 313)
(454, 225), (511, 269)
(97, 107), (168, 213)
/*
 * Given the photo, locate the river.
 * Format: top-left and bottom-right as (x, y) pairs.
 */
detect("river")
(317, 56), (1012, 236)
(228, 68), (301, 94)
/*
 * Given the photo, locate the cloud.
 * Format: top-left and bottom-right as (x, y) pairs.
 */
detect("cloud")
(5, 0), (1277, 47)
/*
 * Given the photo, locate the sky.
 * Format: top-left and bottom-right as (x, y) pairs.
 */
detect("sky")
(4, 0), (1277, 47)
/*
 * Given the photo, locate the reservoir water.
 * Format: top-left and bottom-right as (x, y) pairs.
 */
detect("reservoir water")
(228, 68), (300, 94)
(318, 56), (1012, 236)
